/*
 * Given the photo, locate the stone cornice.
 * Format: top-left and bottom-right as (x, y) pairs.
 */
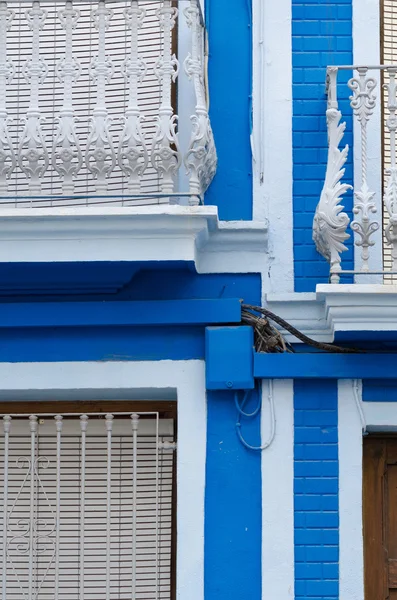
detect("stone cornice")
(266, 284), (397, 342)
(0, 206), (268, 273)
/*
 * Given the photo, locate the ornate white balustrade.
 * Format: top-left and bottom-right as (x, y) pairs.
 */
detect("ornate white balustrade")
(0, 0), (216, 206)
(313, 64), (397, 283)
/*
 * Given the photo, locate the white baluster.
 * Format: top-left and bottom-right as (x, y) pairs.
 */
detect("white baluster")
(2, 416), (11, 600)
(28, 415), (38, 600)
(0, 1), (15, 195)
(348, 67), (380, 272)
(313, 67), (352, 283)
(384, 68), (397, 270)
(79, 415), (88, 600)
(151, 1), (181, 195)
(19, 1), (48, 194)
(85, 0), (115, 193)
(105, 414), (113, 600)
(184, 0), (217, 203)
(131, 413), (139, 600)
(118, 3), (148, 194)
(54, 416), (63, 600)
(53, 0), (82, 195)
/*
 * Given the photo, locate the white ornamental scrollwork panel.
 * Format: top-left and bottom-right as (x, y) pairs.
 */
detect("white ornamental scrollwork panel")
(53, 0), (82, 195)
(151, 3), (181, 194)
(118, 4), (148, 194)
(85, 0), (115, 193)
(18, 0), (49, 194)
(0, 0), (15, 194)
(348, 68), (380, 272)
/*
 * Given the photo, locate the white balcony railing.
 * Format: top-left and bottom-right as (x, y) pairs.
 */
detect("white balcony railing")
(313, 65), (397, 283)
(0, 0), (216, 207)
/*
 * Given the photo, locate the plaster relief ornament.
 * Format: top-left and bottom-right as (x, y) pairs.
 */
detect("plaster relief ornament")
(313, 106), (352, 283)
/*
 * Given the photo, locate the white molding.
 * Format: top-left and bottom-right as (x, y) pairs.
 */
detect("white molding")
(352, 0), (383, 279)
(338, 381), (397, 600)
(252, 0), (294, 295)
(265, 292), (333, 342)
(265, 285), (397, 343)
(0, 360), (207, 600)
(338, 380), (365, 600)
(0, 206), (268, 273)
(317, 284), (397, 333)
(262, 379), (294, 600)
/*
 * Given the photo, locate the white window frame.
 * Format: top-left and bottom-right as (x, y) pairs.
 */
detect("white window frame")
(0, 359), (207, 600)
(338, 379), (397, 599)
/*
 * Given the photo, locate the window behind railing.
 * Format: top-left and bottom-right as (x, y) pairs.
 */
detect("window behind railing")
(0, 407), (176, 600)
(0, 0), (216, 206)
(382, 0), (397, 280)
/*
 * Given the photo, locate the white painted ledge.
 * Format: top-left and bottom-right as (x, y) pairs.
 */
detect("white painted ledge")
(0, 206), (268, 273)
(266, 284), (397, 342)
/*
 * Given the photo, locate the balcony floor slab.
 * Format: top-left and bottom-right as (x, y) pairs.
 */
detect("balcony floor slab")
(0, 205), (268, 275)
(266, 284), (397, 343)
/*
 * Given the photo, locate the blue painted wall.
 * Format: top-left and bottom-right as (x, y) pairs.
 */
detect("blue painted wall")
(205, 0), (253, 220)
(292, 1), (354, 292)
(0, 269), (261, 362)
(205, 389), (262, 600)
(294, 380), (339, 599)
(363, 380), (397, 402)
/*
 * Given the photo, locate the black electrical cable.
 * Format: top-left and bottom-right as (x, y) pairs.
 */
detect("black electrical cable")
(242, 304), (364, 354)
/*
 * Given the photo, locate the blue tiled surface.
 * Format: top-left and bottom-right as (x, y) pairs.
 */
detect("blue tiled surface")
(292, 1), (354, 291)
(294, 380), (339, 599)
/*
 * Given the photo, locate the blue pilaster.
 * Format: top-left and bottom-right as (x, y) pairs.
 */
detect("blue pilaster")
(294, 380), (339, 599)
(205, 389), (262, 600)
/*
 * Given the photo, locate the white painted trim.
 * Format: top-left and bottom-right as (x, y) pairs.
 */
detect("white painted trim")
(262, 379), (294, 599)
(352, 0), (383, 280)
(338, 380), (364, 600)
(265, 285), (397, 343)
(252, 0), (294, 294)
(338, 381), (397, 600)
(0, 360), (207, 600)
(0, 206), (268, 274)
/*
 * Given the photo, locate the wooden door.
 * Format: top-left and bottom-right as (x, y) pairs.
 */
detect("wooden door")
(364, 437), (397, 599)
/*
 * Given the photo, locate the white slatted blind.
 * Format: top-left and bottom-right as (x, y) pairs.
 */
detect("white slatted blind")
(382, 1), (397, 280)
(0, 414), (175, 600)
(4, 1), (165, 205)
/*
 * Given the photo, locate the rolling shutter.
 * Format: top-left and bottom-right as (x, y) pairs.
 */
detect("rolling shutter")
(382, 1), (397, 279)
(0, 413), (175, 600)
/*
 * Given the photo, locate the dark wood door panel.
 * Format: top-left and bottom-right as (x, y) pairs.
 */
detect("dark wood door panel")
(364, 437), (397, 599)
